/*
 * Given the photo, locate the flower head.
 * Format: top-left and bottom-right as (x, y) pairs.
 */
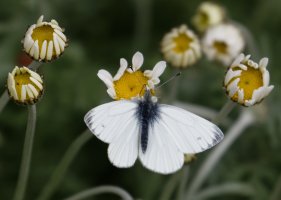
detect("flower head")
(7, 66), (43, 105)
(161, 25), (201, 68)
(224, 54), (274, 106)
(192, 2), (225, 32)
(202, 24), (245, 66)
(98, 52), (166, 100)
(23, 15), (68, 62)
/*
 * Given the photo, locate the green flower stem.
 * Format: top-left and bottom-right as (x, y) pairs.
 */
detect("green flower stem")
(64, 185), (134, 200)
(270, 173), (281, 200)
(0, 90), (9, 114)
(177, 166), (189, 200)
(37, 130), (93, 200)
(212, 100), (236, 125)
(185, 110), (255, 199)
(28, 61), (42, 71)
(160, 170), (182, 200)
(13, 105), (37, 200)
(173, 101), (231, 126)
(191, 182), (255, 200)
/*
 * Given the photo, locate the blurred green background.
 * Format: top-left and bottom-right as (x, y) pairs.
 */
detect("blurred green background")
(0, 0), (280, 199)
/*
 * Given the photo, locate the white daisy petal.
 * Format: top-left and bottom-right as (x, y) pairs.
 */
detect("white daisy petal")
(227, 78), (240, 97)
(53, 34), (61, 56)
(24, 36), (34, 52)
(47, 41), (54, 61)
(144, 70), (153, 78)
(30, 77), (43, 90)
(132, 51), (144, 71)
(97, 70), (114, 88)
(40, 40), (47, 60)
(107, 88), (116, 99)
(54, 29), (67, 42)
(259, 57), (268, 70)
(21, 85), (27, 101)
(37, 15), (44, 24)
(113, 58), (128, 81)
(224, 69), (241, 85)
(152, 61), (166, 78)
(28, 84), (39, 97)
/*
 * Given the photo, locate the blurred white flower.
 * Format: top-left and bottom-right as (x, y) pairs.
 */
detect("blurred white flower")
(161, 25), (201, 68)
(202, 24), (245, 66)
(192, 2), (225, 32)
(7, 66), (43, 105)
(224, 54), (274, 106)
(23, 15), (68, 62)
(98, 52), (166, 100)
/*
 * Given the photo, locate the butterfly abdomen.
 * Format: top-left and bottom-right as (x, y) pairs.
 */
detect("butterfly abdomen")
(137, 93), (159, 153)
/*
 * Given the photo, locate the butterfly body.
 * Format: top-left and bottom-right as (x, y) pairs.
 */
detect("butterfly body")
(136, 91), (160, 153)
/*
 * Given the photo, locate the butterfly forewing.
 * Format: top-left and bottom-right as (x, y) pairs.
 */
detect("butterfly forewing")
(159, 104), (224, 154)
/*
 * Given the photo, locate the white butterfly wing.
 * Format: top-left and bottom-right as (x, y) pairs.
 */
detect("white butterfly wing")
(139, 104), (223, 174)
(138, 119), (184, 174)
(84, 100), (139, 168)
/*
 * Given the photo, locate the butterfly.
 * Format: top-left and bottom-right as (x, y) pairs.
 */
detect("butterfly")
(84, 88), (224, 174)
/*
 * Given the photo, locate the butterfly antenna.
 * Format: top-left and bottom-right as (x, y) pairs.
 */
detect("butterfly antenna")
(156, 72), (181, 89)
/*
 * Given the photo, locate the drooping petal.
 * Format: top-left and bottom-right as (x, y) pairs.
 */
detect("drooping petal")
(97, 70), (114, 89)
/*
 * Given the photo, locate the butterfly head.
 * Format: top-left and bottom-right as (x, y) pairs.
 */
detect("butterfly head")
(142, 86), (158, 103)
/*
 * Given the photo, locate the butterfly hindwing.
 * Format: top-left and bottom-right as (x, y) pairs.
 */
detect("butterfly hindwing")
(85, 100), (139, 167)
(138, 118), (184, 174)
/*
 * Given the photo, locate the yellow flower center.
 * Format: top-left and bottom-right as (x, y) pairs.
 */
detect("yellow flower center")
(198, 11), (209, 26)
(14, 72), (40, 100)
(114, 71), (148, 100)
(31, 25), (54, 49)
(213, 41), (228, 55)
(173, 33), (193, 53)
(230, 66), (263, 101)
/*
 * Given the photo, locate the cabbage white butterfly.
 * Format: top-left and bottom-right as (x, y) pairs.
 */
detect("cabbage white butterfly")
(84, 88), (223, 174)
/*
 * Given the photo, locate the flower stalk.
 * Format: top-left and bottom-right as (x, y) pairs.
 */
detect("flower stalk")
(191, 182), (255, 200)
(13, 105), (37, 200)
(37, 130), (92, 200)
(212, 100), (236, 125)
(185, 110), (256, 198)
(64, 185), (134, 200)
(0, 90), (9, 114)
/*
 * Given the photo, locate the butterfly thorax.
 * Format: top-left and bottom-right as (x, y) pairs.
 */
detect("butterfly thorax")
(136, 91), (160, 153)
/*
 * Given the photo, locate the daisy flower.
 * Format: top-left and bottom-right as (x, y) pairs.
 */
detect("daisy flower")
(192, 2), (225, 32)
(161, 25), (201, 68)
(23, 15), (68, 62)
(224, 54), (274, 106)
(98, 52), (166, 100)
(7, 66), (43, 105)
(202, 24), (245, 66)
